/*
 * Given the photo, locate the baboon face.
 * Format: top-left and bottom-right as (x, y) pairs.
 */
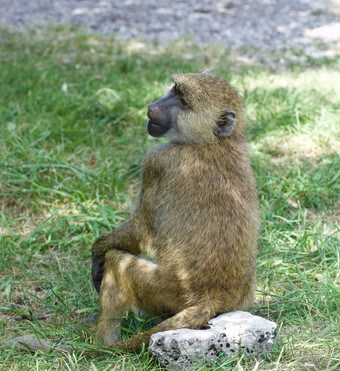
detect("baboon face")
(147, 73), (238, 144)
(147, 84), (189, 138)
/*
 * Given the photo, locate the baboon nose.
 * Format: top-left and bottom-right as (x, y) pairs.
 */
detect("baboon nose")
(148, 105), (156, 120)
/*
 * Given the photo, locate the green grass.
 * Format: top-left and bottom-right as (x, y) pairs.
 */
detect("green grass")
(0, 26), (339, 370)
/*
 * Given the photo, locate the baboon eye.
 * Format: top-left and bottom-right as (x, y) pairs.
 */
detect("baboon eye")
(174, 85), (179, 94)
(180, 97), (187, 106)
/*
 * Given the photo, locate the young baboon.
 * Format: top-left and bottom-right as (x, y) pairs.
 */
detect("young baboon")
(92, 72), (260, 352)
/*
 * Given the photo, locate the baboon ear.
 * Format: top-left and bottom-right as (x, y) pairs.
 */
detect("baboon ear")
(215, 110), (236, 137)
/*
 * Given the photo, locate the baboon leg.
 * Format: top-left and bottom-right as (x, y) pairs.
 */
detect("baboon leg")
(235, 278), (256, 310)
(111, 305), (215, 352)
(97, 248), (185, 345)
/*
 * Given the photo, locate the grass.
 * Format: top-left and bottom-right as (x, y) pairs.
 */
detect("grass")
(0, 26), (339, 370)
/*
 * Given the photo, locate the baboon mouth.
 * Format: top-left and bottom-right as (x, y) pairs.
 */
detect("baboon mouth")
(148, 119), (160, 127)
(147, 119), (167, 138)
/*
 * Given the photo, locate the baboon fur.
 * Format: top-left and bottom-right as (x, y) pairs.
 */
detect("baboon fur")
(92, 72), (260, 352)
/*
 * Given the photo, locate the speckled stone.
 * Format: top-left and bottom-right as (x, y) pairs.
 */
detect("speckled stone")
(150, 311), (278, 369)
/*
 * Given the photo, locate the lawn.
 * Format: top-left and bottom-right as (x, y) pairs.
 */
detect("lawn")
(0, 27), (339, 370)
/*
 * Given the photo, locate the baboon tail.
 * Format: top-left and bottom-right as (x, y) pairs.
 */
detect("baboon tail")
(108, 306), (214, 353)
(9, 307), (214, 355)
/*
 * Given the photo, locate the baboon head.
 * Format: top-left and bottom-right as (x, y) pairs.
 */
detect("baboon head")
(147, 72), (246, 144)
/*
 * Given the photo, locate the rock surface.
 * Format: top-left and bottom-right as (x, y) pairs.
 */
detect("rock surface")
(150, 311), (278, 369)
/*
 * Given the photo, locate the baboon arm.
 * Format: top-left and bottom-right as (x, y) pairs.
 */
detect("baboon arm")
(92, 220), (141, 258)
(92, 220), (141, 292)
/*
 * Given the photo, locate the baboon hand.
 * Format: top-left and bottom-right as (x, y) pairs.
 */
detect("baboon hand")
(91, 233), (112, 292)
(92, 257), (105, 293)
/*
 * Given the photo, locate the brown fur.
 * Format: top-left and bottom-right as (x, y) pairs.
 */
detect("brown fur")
(92, 72), (260, 352)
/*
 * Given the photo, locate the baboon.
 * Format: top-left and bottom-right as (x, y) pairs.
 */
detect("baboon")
(92, 72), (260, 352)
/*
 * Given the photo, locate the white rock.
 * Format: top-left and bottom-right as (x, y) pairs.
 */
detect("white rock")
(150, 311), (278, 369)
